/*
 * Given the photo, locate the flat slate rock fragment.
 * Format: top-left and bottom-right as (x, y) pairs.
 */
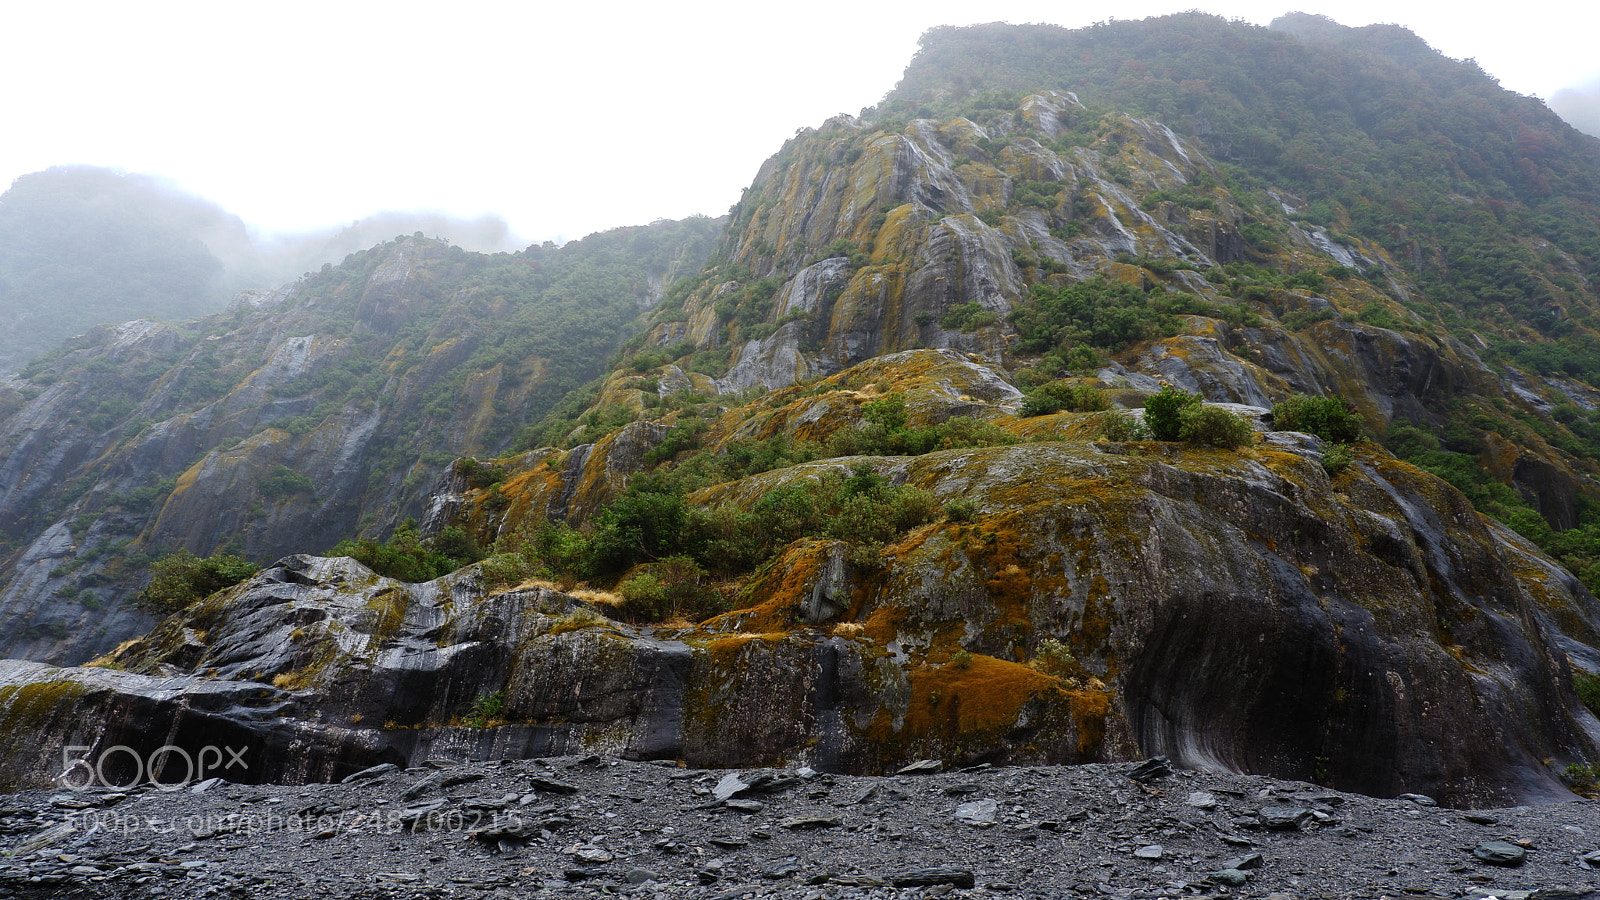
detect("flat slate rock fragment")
(713, 773), (750, 801)
(527, 776), (580, 794)
(439, 771), (484, 789)
(339, 763), (398, 784)
(1258, 806), (1316, 830)
(896, 759), (943, 775)
(891, 868), (977, 888)
(779, 816), (841, 829)
(569, 845), (614, 864)
(1471, 840), (1528, 866)
(1208, 868), (1251, 886)
(955, 799), (998, 826)
(1126, 757), (1173, 782)
(400, 772), (445, 802)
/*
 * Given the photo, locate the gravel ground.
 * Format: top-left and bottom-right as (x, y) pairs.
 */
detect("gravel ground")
(2, 755), (1597, 899)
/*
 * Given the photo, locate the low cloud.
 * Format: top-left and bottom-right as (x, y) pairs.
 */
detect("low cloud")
(235, 212), (528, 291)
(1549, 76), (1600, 139)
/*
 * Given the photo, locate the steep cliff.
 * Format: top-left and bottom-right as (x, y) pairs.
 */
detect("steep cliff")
(7, 353), (1597, 804)
(4, 14), (1600, 810)
(0, 220), (719, 662)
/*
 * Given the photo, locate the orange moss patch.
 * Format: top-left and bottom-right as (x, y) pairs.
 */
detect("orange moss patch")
(861, 654), (1070, 753)
(1066, 687), (1113, 757)
(861, 603), (908, 645)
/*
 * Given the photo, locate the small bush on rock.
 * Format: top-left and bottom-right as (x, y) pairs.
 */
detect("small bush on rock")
(1179, 404), (1256, 450)
(1099, 409), (1151, 441)
(138, 550), (259, 614)
(1020, 381), (1111, 417)
(1272, 394), (1365, 443)
(1142, 386), (1201, 441)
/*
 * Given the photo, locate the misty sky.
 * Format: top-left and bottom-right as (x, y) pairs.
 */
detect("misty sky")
(4, 1), (1597, 250)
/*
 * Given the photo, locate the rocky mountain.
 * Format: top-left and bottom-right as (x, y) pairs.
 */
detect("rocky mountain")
(0, 219), (719, 662)
(4, 14), (1600, 809)
(0, 166), (535, 376)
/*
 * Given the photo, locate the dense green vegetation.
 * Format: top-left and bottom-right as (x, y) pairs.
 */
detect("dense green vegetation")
(136, 550), (259, 614)
(1008, 278), (1252, 377)
(1271, 394), (1366, 444)
(5, 217), (720, 578)
(1020, 382), (1111, 417)
(478, 461), (944, 623)
(329, 520), (483, 583)
(1142, 386), (1202, 442)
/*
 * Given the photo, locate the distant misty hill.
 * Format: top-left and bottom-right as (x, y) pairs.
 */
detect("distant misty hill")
(0, 166), (525, 373)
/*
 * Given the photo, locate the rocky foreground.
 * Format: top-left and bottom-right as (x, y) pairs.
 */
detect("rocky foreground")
(1, 756), (1597, 899)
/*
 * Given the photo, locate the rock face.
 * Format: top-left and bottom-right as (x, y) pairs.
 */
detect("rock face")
(0, 221), (718, 664)
(8, 16), (1600, 830)
(619, 91), (1600, 545)
(5, 400), (1598, 805)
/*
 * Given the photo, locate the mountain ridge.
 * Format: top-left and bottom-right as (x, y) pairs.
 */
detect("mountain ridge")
(1, 14), (1600, 805)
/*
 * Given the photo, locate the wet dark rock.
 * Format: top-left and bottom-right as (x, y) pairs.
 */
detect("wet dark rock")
(339, 764), (397, 785)
(891, 868), (976, 888)
(1126, 757), (1173, 782)
(1472, 840), (1528, 866)
(1208, 868), (1251, 886)
(1259, 806), (1316, 830)
(526, 776), (579, 795)
(779, 816), (840, 830)
(1215, 852), (1261, 871)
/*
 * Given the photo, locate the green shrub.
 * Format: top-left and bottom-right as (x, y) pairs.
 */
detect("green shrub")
(1321, 443), (1354, 477)
(1029, 637), (1078, 678)
(259, 464), (315, 498)
(329, 519), (482, 583)
(1099, 409), (1151, 441)
(1272, 394), (1365, 443)
(941, 301), (999, 331)
(614, 556), (726, 623)
(1179, 404), (1255, 450)
(1020, 381), (1111, 417)
(463, 690), (506, 727)
(138, 550), (259, 614)
(455, 458), (508, 489)
(1142, 386), (1201, 441)
(1576, 671), (1600, 717)
(478, 552), (543, 590)
(617, 573), (668, 613)
(827, 397), (1016, 457)
(861, 393), (909, 431)
(942, 498), (979, 522)
(644, 419), (708, 468)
